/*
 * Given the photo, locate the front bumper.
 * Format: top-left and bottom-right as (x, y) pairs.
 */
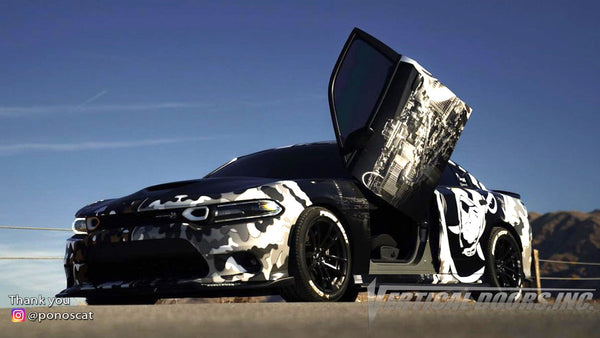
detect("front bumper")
(57, 218), (293, 298)
(56, 276), (294, 299)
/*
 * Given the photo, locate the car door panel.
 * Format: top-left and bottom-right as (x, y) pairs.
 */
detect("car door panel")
(329, 28), (472, 222)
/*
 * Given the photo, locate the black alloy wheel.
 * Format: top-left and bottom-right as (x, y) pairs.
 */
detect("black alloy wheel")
(482, 227), (525, 300)
(281, 206), (357, 302)
(492, 234), (522, 287)
(304, 217), (350, 294)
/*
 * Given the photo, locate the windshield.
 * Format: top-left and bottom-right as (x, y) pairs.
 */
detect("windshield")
(206, 143), (353, 180)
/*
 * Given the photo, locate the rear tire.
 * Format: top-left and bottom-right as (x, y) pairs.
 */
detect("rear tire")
(281, 206), (355, 302)
(482, 227), (524, 300)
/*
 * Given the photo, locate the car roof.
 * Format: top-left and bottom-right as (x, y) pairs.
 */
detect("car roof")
(237, 141), (462, 171)
(237, 141), (337, 159)
(243, 141), (461, 166)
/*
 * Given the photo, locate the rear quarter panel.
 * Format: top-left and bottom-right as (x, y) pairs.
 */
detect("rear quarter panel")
(434, 187), (532, 283)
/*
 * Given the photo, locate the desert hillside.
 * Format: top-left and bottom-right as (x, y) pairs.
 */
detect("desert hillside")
(529, 210), (600, 295)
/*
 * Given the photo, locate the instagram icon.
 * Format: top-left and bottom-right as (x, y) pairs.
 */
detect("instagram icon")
(11, 308), (25, 323)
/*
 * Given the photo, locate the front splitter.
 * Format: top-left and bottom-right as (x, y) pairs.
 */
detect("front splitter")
(56, 277), (294, 299)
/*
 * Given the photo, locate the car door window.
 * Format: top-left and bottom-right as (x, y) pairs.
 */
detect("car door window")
(332, 39), (395, 144)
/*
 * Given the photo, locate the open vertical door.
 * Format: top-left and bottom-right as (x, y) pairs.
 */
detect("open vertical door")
(329, 28), (472, 222)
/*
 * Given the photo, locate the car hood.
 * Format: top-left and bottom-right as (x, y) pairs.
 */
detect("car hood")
(75, 176), (281, 217)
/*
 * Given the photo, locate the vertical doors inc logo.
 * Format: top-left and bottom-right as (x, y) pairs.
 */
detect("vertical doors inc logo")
(11, 308), (25, 322)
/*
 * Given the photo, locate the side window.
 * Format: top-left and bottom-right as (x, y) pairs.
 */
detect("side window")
(332, 39), (395, 145)
(453, 165), (476, 188)
(439, 165), (459, 186)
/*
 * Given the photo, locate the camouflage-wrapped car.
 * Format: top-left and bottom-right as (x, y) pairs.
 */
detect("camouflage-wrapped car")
(57, 28), (531, 304)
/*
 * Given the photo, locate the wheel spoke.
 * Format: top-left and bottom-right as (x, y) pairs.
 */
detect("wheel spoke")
(319, 223), (335, 248)
(503, 266), (516, 274)
(314, 264), (326, 288)
(309, 227), (319, 248)
(324, 254), (348, 262)
(320, 263), (333, 287)
(321, 261), (343, 275)
(323, 234), (339, 250)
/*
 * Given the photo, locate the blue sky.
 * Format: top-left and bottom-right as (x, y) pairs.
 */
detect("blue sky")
(0, 1), (598, 307)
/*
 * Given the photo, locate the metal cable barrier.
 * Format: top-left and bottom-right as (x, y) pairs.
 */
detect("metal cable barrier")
(0, 225), (68, 260)
(538, 258), (600, 281)
(1, 226), (599, 281)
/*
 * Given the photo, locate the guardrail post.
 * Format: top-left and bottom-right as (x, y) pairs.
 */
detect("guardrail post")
(533, 249), (541, 300)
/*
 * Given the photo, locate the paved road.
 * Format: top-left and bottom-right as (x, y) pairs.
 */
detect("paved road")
(3, 302), (599, 337)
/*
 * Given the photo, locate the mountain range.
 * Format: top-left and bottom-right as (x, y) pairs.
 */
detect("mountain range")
(529, 209), (600, 296)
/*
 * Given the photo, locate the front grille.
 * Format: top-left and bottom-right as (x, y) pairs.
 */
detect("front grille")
(93, 209), (212, 229)
(85, 239), (209, 284)
(95, 212), (181, 228)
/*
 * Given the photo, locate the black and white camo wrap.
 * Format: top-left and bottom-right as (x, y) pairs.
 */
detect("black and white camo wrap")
(64, 181), (313, 289)
(433, 186), (532, 284)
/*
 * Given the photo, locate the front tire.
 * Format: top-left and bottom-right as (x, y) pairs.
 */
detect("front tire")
(281, 206), (355, 302)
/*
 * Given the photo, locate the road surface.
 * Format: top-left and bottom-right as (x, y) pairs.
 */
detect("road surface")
(3, 302), (599, 337)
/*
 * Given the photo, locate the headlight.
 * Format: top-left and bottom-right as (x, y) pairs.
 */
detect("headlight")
(72, 218), (87, 234)
(213, 200), (283, 223)
(71, 217), (100, 234)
